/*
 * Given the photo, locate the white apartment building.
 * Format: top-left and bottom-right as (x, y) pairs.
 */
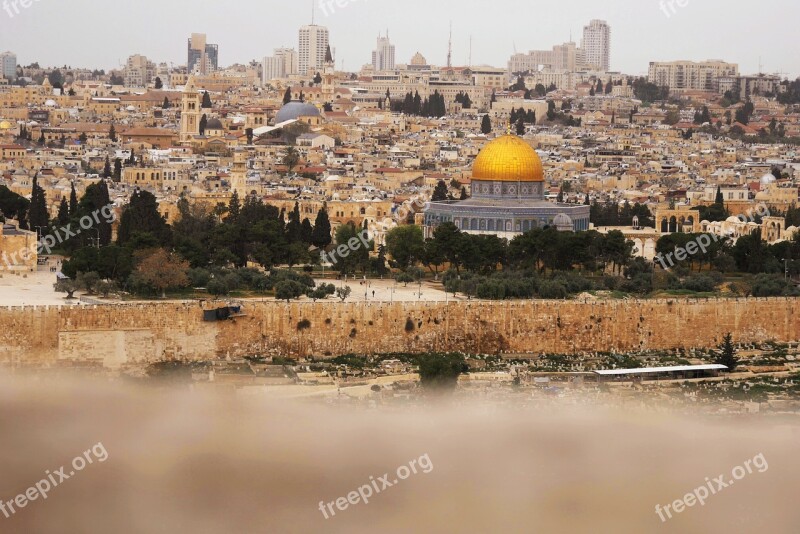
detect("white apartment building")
(508, 42), (579, 74)
(648, 60), (739, 92)
(299, 25), (329, 76)
(581, 20), (611, 72)
(124, 54), (156, 88)
(263, 48), (298, 83)
(718, 74), (782, 100)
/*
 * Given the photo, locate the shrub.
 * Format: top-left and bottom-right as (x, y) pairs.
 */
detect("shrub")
(188, 268), (212, 288)
(275, 280), (306, 302)
(538, 280), (567, 299)
(681, 274), (719, 293)
(751, 274), (800, 297)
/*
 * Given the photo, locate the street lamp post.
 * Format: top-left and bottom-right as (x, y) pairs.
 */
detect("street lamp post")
(782, 258), (793, 281)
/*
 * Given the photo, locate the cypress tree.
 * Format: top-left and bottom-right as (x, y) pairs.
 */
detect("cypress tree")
(57, 197), (70, 226)
(301, 218), (313, 244)
(481, 115), (492, 134)
(311, 205), (332, 249)
(69, 182), (78, 215)
(226, 191), (241, 223)
(28, 174), (49, 234)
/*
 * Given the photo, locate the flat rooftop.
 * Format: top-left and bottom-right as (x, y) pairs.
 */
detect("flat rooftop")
(594, 364), (728, 376)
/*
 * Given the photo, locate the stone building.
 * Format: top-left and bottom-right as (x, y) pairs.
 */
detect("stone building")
(0, 223), (38, 272)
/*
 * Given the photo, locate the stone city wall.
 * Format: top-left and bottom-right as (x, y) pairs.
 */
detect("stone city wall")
(0, 298), (798, 368)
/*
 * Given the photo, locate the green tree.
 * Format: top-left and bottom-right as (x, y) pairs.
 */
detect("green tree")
(108, 124), (117, 142)
(274, 280), (305, 302)
(283, 147), (300, 173)
(76, 180), (113, 246)
(515, 117), (526, 136)
(431, 180), (449, 202)
(117, 190), (171, 246)
(48, 69), (63, 88)
(480, 115), (492, 134)
(336, 286), (352, 302)
(385, 225), (425, 270)
(311, 205), (332, 249)
(54, 278), (80, 299)
(417, 354), (468, 392)
(57, 197), (70, 226)
(113, 159), (122, 182)
(69, 182), (78, 214)
(28, 174), (49, 235)
(154, 77), (163, 89)
(283, 87), (293, 104)
(226, 191), (241, 224)
(201, 91), (212, 108)
(714, 333), (739, 371)
(334, 223), (371, 274)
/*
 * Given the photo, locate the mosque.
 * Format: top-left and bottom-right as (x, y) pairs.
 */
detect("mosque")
(423, 134), (590, 238)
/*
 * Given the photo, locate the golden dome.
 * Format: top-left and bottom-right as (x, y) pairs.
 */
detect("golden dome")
(0, 120), (13, 130)
(471, 134), (544, 182)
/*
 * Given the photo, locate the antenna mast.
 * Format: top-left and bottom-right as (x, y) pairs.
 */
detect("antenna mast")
(447, 22), (452, 68)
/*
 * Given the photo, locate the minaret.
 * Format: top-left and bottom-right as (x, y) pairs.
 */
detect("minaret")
(230, 150), (248, 197)
(180, 76), (201, 144)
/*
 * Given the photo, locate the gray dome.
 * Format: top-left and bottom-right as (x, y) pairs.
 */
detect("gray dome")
(205, 117), (223, 130)
(553, 213), (573, 231)
(275, 101), (320, 123)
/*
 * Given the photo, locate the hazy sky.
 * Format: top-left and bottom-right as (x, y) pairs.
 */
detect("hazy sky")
(1, 0), (798, 77)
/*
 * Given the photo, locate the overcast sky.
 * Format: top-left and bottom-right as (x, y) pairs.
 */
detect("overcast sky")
(1, 0), (798, 77)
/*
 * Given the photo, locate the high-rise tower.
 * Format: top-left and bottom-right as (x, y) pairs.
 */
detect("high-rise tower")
(581, 20), (611, 72)
(299, 25), (330, 76)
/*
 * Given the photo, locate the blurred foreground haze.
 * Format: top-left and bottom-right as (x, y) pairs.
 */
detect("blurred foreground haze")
(0, 376), (797, 533)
